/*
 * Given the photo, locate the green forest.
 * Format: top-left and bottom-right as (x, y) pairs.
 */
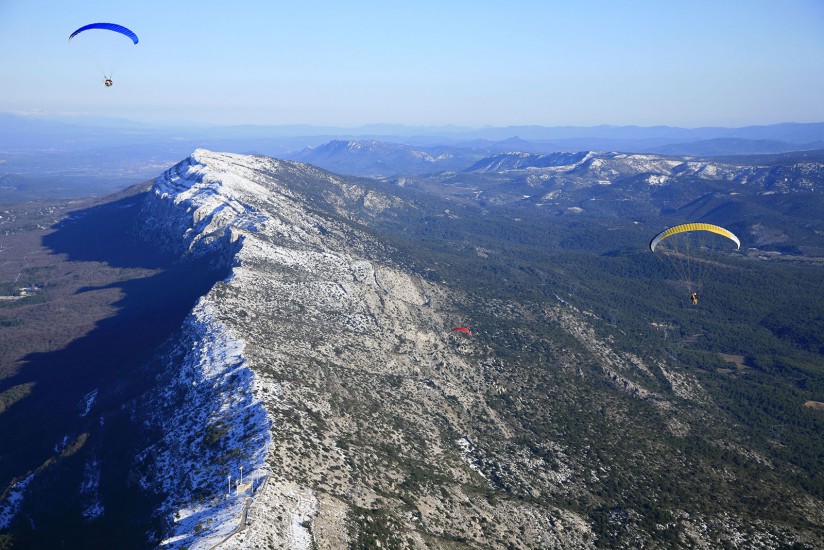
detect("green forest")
(371, 186), (824, 546)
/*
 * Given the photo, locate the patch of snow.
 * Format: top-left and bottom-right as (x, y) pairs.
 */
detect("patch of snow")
(78, 388), (98, 417)
(457, 436), (487, 480)
(289, 490), (318, 550)
(54, 434), (70, 454)
(0, 472), (36, 529)
(80, 457), (104, 521)
(647, 174), (669, 185)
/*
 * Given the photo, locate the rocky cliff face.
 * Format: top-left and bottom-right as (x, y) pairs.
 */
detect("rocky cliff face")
(121, 149), (822, 548)
(128, 150), (599, 548)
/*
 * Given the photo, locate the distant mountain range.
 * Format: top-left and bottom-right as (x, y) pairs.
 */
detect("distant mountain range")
(2, 112), (824, 201)
(402, 149), (824, 224)
(288, 140), (489, 176)
(3, 112), (824, 154)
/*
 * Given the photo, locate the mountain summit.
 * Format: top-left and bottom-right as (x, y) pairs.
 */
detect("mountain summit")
(134, 149), (592, 548)
(2, 149), (821, 548)
(132, 150), (600, 547)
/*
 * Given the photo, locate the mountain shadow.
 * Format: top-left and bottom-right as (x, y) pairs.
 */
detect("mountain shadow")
(0, 184), (231, 548)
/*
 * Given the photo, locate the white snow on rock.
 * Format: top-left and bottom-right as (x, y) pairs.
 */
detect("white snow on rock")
(78, 388), (98, 417)
(0, 473), (35, 529)
(143, 149), (272, 256)
(136, 150), (350, 548)
(80, 457), (104, 521)
(139, 301), (270, 550)
(457, 436), (487, 480)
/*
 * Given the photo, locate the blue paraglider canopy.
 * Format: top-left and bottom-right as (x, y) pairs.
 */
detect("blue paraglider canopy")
(69, 23), (139, 44)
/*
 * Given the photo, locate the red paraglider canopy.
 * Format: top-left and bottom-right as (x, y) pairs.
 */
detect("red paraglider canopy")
(451, 327), (471, 335)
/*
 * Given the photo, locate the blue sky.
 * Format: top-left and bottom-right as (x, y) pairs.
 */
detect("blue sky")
(1, 0), (823, 127)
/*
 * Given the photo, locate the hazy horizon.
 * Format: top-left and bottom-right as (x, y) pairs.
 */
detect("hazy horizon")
(4, 110), (824, 134)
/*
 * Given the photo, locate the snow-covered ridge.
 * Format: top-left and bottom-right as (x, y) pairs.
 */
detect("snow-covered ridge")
(143, 148), (401, 257)
(144, 149), (275, 256)
(136, 150), (460, 546)
(140, 301), (270, 550)
(466, 151), (593, 172)
(135, 148), (402, 547)
(466, 150), (823, 193)
(136, 150), (284, 547)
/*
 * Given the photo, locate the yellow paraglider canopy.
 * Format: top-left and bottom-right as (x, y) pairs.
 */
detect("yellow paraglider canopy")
(650, 223), (740, 252)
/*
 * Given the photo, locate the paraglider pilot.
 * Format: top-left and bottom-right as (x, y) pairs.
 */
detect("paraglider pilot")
(690, 292), (698, 305)
(69, 23), (138, 88)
